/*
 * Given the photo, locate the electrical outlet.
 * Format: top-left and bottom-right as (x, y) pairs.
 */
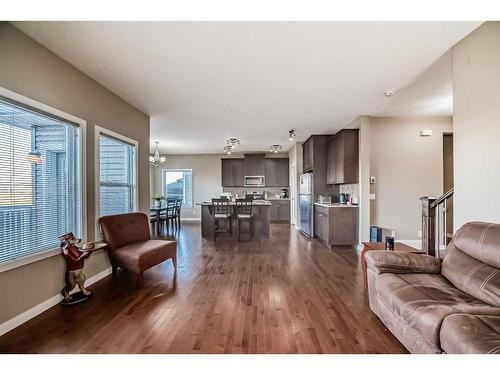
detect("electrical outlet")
(370, 176), (376, 184)
(417, 230), (422, 238)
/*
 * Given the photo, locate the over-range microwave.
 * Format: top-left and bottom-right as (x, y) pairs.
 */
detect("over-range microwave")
(244, 175), (265, 187)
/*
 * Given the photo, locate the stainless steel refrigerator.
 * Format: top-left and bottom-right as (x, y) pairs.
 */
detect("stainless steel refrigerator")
(299, 172), (313, 237)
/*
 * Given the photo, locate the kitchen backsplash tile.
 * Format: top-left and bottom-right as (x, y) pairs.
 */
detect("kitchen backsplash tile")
(222, 186), (289, 199)
(339, 183), (359, 200)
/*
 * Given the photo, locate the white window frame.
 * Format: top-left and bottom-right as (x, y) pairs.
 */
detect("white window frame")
(0, 86), (87, 274)
(161, 168), (193, 209)
(94, 125), (138, 240)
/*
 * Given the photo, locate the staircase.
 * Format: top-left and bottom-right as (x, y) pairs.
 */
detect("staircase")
(420, 188), (454, 258)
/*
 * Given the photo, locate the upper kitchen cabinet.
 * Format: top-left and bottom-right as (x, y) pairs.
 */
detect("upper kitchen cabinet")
(221, 158), (245, 187)
(327, 129), (359, 184)
(302, 138), (314, 172)
(244, 154), (265, 176)
(265, 158), (289, 187)
(301, 135), (329, 174)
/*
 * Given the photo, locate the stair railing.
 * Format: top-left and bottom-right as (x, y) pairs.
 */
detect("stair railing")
(420, 188), (454, 258)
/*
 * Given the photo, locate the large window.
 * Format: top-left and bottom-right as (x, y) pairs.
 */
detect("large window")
(97, 128), (137, 219)
(162, 169), (193, 208)
(0, 96), (81, 265)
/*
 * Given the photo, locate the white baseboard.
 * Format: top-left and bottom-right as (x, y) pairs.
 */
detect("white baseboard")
(181, 218), (201, 222)
(0, 267), (112, 337)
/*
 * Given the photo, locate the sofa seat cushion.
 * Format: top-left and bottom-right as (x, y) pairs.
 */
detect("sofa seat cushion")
(440, 314), (500, 354)
(109, 240), (176, 274)
(376, 272), (500, 349)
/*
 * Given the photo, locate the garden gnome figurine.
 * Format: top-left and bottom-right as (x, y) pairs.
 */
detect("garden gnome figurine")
(59, 232), (91, 304)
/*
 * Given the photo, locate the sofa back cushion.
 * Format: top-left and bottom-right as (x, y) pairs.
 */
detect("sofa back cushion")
(442, 222), (500, 307)
(99, 212), (151, 251)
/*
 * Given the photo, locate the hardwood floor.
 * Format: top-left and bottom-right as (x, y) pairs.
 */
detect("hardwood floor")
(0, 223), (407, 354)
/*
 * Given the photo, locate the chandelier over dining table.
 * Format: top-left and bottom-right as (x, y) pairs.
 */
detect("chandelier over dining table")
(149, 141), (166, 167)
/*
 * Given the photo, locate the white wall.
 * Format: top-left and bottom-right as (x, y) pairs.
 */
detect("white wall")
(288, 143), (303, 226)
(358, 116), (371, 244)
(452, 22), (500, 229)
(369, 116), (453, 240)
(151, 154), (224, 219)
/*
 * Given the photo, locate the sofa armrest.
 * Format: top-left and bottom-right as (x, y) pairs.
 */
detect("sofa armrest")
(365, 250), (441, 274)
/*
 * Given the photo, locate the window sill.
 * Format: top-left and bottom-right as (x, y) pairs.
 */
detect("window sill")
(0, 247), (61, 274)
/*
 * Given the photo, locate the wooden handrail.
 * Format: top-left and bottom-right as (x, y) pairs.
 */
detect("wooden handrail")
(421, 188), (454, 258)
(429, 188), (454, 209)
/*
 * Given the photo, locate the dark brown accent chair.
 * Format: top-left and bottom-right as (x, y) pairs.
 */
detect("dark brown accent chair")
(99, 212), (177, 287)
(366, 221), (500, 354)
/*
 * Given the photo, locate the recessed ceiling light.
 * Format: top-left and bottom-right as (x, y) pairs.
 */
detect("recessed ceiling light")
(384, 90), (396, 97)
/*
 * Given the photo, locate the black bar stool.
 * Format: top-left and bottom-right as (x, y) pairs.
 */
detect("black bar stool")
(235, 198), (253, 241)
(212, 198), (232, 241)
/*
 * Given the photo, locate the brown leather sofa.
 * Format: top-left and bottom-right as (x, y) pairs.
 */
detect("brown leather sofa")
(366, 221), (500, 354)
(99, 212), (177, 286)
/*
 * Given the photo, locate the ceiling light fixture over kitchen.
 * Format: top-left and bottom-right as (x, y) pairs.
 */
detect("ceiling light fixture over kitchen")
(223, 138), (240, 154)
(227, 138), (240, 149)
(269, 145), (282, 153)
(288, 130), (296, 141)
(149, 141), (166, 167)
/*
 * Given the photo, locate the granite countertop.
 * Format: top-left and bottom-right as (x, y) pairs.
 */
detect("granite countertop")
(197, 200), (272, 206)
(267, 197), (291, 200)
(314, 202), (359, 208)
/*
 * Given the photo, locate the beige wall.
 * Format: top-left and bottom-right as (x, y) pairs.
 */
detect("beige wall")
(369, 116), (453, 240)
(0, 23), (150, 324)
(452, 22), (500, 229)
(151, 154), (224, 219)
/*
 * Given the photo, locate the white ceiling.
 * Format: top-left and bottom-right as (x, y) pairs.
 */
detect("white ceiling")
(13, 22), (481, 154)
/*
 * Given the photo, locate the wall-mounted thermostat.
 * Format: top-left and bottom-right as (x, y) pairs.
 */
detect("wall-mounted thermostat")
(420, 129), (433, 137)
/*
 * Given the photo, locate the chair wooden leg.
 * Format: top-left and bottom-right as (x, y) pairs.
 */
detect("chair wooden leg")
(172, 254), (177, 269)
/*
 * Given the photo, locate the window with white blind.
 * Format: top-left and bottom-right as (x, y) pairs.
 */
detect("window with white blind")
(162, 169), (193, 208)
(97, 127), (137, 220)
(0, 96), (82, 265)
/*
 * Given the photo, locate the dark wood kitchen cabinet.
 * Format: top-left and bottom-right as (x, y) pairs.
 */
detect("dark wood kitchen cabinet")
(301, 135), (332, 198)
(265, 158), (289, 187)
(244, 154), (265, 176)
(270, 199), (290, 223)
(327, 129), (359, 184)
(302, 138), (314, 172)
(314, 204), (358, 247)
(221, 158), (245, 187)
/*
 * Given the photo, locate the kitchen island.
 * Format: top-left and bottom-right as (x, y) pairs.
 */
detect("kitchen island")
(197, 201), (271, 240)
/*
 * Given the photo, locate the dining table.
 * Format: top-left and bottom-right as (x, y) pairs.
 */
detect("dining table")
(150, 206), (166, 235)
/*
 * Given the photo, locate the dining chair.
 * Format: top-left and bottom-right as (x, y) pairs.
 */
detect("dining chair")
(175, 199), (182, 229)
(160, 199), (177, 234)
